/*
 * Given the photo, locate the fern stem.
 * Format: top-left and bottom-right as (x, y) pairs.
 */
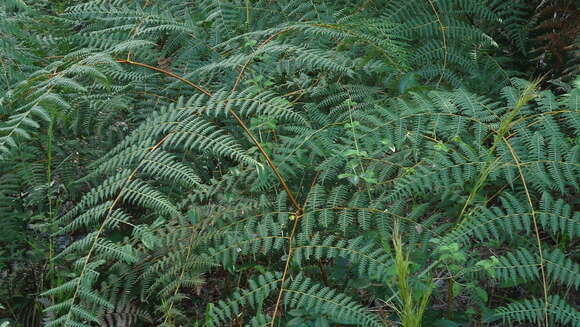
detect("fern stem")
(116, 59), (212, 96)
(270, 210), (301, 326)
(317, 260), (329, 286)
(47, 109), (55, 303)
(270, 174), (317, 326)
(245, 0), (251, 26)
(61, 133), (170, 327)
(161, 218), (198, 326)
(426, 0), (447, 87)
(446, 278), (453, 320)
(228, 108), (303, 211)
(502, 137), (550, 327)
(343, 84), (365, 178)
(458, 80), (539, 224)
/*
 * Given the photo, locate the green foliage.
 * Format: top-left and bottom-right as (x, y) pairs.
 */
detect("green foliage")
(1, 1), (578, 327)
(392, 223), (433, 327)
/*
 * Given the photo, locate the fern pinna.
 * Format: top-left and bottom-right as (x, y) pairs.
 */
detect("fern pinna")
(0, 1), (578, 327)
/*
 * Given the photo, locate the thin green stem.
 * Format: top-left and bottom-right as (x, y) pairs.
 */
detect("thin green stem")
(46, 110), (55, 303)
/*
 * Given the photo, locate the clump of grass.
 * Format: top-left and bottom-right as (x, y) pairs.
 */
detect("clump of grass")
(392, 222), (433, 327)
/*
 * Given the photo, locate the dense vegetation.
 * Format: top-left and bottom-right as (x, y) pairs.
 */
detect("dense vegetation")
(1, 0), (579, 326)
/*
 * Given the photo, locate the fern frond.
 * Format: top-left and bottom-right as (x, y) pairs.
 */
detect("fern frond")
(283, 274), (383, 327)
(493, 295), (580, 327)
